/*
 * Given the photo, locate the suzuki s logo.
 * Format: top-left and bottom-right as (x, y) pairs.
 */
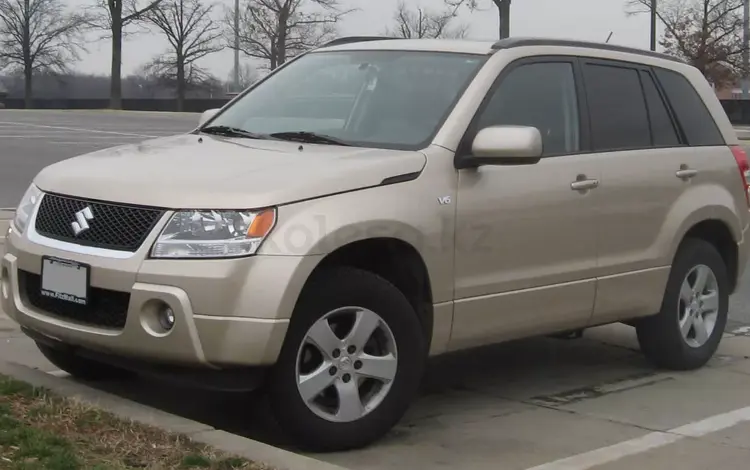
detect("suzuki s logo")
(71, 207), (94, 236)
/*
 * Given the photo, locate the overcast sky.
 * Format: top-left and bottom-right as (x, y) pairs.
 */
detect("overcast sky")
(69, 0), (662, 80)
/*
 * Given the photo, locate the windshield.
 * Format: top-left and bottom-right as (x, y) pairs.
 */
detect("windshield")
(206, 50), (487, 150)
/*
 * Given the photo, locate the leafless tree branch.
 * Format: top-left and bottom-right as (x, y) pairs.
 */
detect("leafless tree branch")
(385, 0), (468, 39)
(85, 0), (165, 108)
(145, 0), (222, 110)
(224, 0), (355, 70)
(0, 0), (87, 106)
(626, 0), (746, 87)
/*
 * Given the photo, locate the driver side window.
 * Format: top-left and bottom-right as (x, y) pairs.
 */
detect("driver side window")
(475, 61), (580, 157)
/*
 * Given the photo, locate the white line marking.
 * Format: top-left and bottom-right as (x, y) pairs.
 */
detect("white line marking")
(0, 121), (158, 138)
(524, 406), (750, 469)
(0, 135), (142, 139)
(52, 142), (134, 145)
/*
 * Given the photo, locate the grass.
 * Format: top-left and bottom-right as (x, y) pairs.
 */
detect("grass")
(0, 375), (270, 470)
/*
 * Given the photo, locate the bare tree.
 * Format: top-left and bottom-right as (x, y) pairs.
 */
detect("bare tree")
(225, 0), (353, 71)
(385, 0), (467, 39)
(627, 0), (746, 87)
(446, 0), (511, 38)
(0, 0), (86, 107)
(140, 55), (219, 99)
(88, 0), (164, 109)
(145, 0), (222, 111)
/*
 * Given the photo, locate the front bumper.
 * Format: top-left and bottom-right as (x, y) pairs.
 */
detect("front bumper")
(1, 220), (322, 370)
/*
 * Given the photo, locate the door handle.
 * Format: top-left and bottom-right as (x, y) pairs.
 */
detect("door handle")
(675, 167), (698, 180)
(571, 177), (599, 191)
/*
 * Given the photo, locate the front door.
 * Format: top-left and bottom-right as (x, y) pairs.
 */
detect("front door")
(449, 57), (599, 350)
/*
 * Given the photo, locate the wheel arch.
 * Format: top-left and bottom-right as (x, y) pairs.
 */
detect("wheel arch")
(675, 218), (740, 293)
(300, 237), (435, 350)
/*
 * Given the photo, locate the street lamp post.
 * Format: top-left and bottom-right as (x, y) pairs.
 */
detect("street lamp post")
(498, 0), (511, 39)
(650, 0), (657, 51)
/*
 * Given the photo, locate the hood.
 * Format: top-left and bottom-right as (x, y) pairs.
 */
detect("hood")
(33, 134), (427, 209)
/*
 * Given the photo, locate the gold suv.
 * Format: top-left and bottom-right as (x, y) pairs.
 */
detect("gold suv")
(2, 37), (749, 452)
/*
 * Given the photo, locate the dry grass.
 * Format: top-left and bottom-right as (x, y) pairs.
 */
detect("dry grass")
(0, 375), (272, 470)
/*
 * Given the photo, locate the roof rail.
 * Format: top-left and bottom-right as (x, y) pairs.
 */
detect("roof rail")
(320, 36), (398, 48)
(491, 37), (684, 63)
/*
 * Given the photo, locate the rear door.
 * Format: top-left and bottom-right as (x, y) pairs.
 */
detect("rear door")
(587, 60), (727, 324)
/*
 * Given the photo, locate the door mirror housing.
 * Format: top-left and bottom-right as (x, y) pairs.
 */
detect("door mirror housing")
(461, 125), (543, 168)
(198, 108), (220, 127)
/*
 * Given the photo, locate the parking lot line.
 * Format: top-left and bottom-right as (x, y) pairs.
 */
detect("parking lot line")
(0, 121), (157, 138)
(524, 405), (750, 470)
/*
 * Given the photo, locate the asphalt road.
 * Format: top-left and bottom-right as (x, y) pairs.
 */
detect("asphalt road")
(0, 110), (198, 207)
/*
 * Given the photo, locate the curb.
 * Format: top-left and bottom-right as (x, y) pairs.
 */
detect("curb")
(0, 360), (351, 470)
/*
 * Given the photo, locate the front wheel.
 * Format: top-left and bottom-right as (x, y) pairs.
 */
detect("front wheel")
(268, 267), (427, 452)
(637, 238), (729, 370)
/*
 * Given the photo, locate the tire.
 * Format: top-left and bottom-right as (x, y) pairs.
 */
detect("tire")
(36, 342), (133, 381)
(636, 238), (729, 370)
(268, 266), (427, 452)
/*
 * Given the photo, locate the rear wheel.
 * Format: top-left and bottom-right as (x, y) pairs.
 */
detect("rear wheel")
(36, 343), (133, 381)
(268, 267), (426, 452)
(637, 238), (729, 370)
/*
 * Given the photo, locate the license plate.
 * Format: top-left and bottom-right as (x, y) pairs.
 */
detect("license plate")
(40, 257), (90, 306)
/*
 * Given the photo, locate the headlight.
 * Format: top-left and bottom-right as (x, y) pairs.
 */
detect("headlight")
(151, 208), (276, 259)
(13, 184), (42, 234)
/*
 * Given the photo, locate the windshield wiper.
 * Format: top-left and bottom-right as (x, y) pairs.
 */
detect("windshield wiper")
(269, 131), (351, 146)
(200, 125), (267, 140)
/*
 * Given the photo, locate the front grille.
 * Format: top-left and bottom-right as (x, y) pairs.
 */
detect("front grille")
(34, 194), (165, 252)
(19, 270), (130, 329)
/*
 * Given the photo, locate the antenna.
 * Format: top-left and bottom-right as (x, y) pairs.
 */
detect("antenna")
(605, 32), (613, 43)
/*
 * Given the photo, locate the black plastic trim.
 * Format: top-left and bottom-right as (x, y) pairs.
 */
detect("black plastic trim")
(321, 36), (399, 48)
(491, 37), (684, 64)
(380, 171), (421, 186)
(22, 326), (268, 392)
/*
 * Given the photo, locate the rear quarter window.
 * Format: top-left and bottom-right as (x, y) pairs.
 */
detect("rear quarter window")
(653, 68), (725, 146)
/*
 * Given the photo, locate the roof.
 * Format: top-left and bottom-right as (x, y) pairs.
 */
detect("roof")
(319, 37), (496, 55)
(317, 36), (683, 64)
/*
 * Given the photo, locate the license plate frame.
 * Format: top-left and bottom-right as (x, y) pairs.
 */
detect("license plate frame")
(40, 256), (90, 306)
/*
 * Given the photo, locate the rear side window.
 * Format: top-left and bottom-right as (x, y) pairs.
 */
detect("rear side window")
(639, 70), (680, 147)
(583, 63), (651, 152)
(654, 68), (724, 146)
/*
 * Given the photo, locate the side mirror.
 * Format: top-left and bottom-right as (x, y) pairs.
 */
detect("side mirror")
(198, 108), (220, 127)
(463, 125), (543, 167)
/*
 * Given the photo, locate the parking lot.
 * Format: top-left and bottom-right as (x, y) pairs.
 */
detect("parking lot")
(0, 110), (198, 207)
(3, 110), (750, 469)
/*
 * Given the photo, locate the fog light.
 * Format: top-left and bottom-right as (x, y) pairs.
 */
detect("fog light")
(158, 307), (175, 330)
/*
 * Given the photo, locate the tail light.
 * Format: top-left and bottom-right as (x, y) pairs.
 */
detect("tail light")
(730, 145), (750, 207)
